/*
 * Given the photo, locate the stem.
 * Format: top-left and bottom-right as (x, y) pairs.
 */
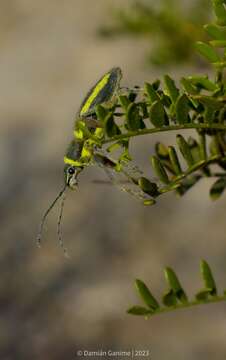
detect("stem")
(159, 155), (223, 194)
(145, 294), (226, 318)
(103, 123), (226, 144)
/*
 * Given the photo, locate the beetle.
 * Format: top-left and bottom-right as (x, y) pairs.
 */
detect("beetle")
(37, 67), (123, 253)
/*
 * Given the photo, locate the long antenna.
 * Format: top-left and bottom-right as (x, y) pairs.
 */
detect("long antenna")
(36, 184), (67, 248)
(57, 190), (69, 257)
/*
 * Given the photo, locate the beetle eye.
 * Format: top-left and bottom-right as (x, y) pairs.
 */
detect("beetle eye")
(68, 167), (75, 175)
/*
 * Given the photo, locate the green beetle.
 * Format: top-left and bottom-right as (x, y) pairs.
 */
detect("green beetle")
(37, 67), (122, 252)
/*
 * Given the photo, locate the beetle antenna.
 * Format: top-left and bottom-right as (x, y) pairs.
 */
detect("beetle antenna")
(36, 184), (67, 248)
(57, 189), (69, 257)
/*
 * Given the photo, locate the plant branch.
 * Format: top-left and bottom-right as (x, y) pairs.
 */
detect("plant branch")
(144, 294), (226, 318)
(103, 123), (226, 144)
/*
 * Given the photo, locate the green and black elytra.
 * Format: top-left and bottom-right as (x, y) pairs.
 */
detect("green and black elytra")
(37, 67), (123, 254)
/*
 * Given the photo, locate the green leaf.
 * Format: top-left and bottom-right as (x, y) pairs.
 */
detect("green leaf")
(175, 94), (191, 124)
(200, 260), (217, 295)
(188, 137), (201, 163)
(164, 75), (179, 103)
(198, 96), (222, 123)
(210, 39), (226, 47)
(138, 177), (159, 197)
(176, 135), (194, 167)
(155, 142), (169, 159)
(188, 76), (217, 91)
(204, 23), (226, 40)
(151, 156), (169, 184)
(119, 95), (131, 110)
(176, 175), (201, 196)
(149, 100), (167, 127)
(104, 113), (121, 137)
(152, 79), (160, 91)
(210, 137), (221, 155)
(135, 279), (160, 310)
(160, 93), (172, 108)
(95, 104), (108, 124)
(164, 267), (188, 303)
(143, 199), (156, 206)
(180, 78), (199, 108)
(212, 0), (226, 26)
(210, 178), (226, 200)
(168, 146), (182, 176)
(144, 82), (160, 103)
(195, 288), (214, 301)
(195, 41), (221, 62)
(199, 95), (222, 110)
(180, 77), (199, 95)
(139, 102), (149, 119)
(162, 289), (177, 307)
(127, 306), (153, 316)
(126, 103), (145, 130)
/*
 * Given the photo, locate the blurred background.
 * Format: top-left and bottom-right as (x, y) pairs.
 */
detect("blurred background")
(1, 0), (226, 359)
